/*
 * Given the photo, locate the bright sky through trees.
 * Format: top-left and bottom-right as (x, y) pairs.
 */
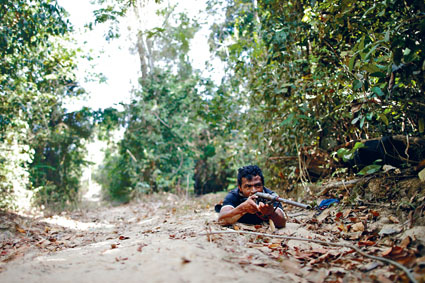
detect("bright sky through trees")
(58, 0), (223, 112)
(58, 0), (139, 111)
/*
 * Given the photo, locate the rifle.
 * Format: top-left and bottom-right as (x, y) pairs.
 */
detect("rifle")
(254, 192), (311, 210)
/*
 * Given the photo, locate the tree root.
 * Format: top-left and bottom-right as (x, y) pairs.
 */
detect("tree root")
(200, 230), (418, 283)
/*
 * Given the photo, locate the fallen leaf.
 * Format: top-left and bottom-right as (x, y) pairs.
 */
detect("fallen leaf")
(400, 236), (411, 249)
(419, 168), (425, 182)
(348, 231), (363, 240)
(358, 240), (376, 246)
(397, 254), (417, 265)
(343, 209), (351, 218)
(111, 244), (117, 249)
(360, 261), (382, 272)
(252, 261), (267, 267)
(16, 226), (26, 234)
(388, 215), (400, 224)
(317, 209), (330, 222)
(415, 256), (425, 265)
(268, 243), (281, 250)
(181, 257), (191, 264)
(382, 246), (404, 257)
(336, 224), (347, 232)
(351, 222), (365, 232)
(371, 274), (393, 283)
(268, 219), (276, 232)
(349, 217), (359, 223)
(379, 225), (402, 236)
(115, 256), (128, 262)
(381, 247), (393, 257)
(370, 210), (380, 217)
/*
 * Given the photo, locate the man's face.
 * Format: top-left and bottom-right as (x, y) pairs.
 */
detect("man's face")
(239, 175), (263, 197)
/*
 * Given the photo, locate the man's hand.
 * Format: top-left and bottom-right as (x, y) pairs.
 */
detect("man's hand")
(258, 202), (275, 217)
(241, 195), (260, 214)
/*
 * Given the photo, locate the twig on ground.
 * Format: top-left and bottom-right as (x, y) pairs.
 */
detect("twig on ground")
(286, 212), (307, 217)
(319, 176), (373, 195)
(200, 230), (418, 283)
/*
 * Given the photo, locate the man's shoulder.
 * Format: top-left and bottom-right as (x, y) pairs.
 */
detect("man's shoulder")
(223, 188), (243, 206)
(224, 188), (241, 199)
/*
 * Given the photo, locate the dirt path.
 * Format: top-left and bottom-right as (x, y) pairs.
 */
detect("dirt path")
(0, 193), (424, 282)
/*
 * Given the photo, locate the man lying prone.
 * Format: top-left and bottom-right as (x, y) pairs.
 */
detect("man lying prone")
(218, 165), (286, 228)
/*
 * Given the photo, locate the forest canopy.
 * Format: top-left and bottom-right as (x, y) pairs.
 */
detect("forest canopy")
(1, 0), (424, 209)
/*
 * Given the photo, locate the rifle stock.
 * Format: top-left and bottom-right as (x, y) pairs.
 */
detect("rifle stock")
(255, 192), (311, 210)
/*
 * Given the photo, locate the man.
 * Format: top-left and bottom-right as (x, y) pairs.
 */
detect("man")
(218, 165), (286, 228)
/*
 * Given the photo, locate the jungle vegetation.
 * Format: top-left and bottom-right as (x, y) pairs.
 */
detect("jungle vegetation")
(1, 0), (424, 209)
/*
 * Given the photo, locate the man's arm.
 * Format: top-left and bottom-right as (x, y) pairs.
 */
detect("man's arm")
(218, 196), (258, 225)
(258, 188), (287, 227)
(258, 202), (286, 228)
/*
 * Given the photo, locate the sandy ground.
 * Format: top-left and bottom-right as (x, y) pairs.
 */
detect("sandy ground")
(0, 193), (424, 283)
(0, 194), (293, 283)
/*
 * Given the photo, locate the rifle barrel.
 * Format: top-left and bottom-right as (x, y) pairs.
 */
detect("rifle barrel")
(255, 192), (311, 209)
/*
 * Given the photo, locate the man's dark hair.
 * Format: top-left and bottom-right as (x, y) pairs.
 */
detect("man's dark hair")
(237, 165), (264, 186)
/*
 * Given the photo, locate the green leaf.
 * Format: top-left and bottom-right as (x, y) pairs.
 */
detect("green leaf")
(358, 36), (365, 52)
(364, 44), (379, 61)
(357, 164), (382, 175)
(419, 118), (424, 133)
(336, 148), (354, 162)
(403, 48), (411, 56)
(370, 72), (386, 78)
(353, 79), (363, 90)
(351, 116), (360, 125)
(359, 116), (365, 128)
(337, 148), (349, 158)
(384, 29), (390, 42)
(343, 152), (353, 161)
(366, 112), (373, 120)
(348, 54), (357, 71)
(379, 114), (389, 126)
(280, 113), (295, 126)
(353, 142), (365, 151)
(363, 63), (380, 73)
(371, 86), (384, 96)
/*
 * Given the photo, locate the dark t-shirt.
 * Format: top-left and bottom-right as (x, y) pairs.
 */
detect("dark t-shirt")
(222, 187), (283, 225)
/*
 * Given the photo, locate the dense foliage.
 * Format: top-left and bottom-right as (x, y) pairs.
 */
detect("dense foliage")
(0, 0), (93, 209)
(93, 7), (235, 201)
(2, 0), (424, 208)
(207, 0), (425, 187)
(94, 0), (424, 201)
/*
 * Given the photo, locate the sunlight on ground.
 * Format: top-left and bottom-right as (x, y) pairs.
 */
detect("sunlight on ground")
(35, 257), (67, 262)
(42, 216), (114, 231)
